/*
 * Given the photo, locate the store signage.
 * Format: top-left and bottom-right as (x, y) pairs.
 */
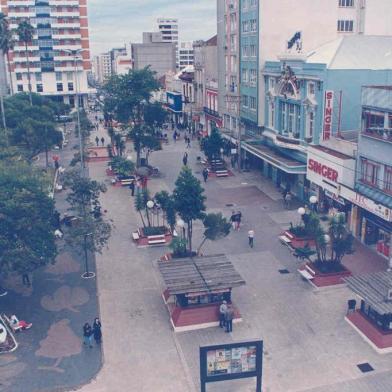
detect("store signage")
(325, 189), (345, 205)
(200, 340), (263, 392)
(166, 92), (182, 113)
(323, 90), (334, 141)
(308, 158), (338, 182)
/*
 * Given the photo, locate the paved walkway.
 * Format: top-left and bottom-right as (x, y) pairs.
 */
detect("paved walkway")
(0, 124), (102, 391)
(78, 122), (392, 392)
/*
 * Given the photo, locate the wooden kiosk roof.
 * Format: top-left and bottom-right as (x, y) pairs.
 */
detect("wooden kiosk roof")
(345, 272), (392, 315)
(158, 254), (246, 296)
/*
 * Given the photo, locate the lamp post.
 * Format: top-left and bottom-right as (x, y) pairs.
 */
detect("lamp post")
(147, 200), (154, 226)
(309, 195), (318, 212)
(64, 48), (84, 175)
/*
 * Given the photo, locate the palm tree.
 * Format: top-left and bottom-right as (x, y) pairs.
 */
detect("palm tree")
(16, 20), (34, 105)
(0, 13), (15, 95)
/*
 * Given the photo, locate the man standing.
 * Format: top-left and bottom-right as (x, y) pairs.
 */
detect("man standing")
(95, 136), (99, 146)
(225, 304), (234, 333)
(182, 152), (188, 166)
(248, 229), (254, 248)
(202, 168), (209, 183)
(219, 300), (227, 328)
(236, 211), (242, 230)
(101, 137), (105, 146)
(129, 180), (135, 196)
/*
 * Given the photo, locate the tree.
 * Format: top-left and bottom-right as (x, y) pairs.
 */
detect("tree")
(64, 170), (111, 278)
(329, 213), (354, 263)
(173, 167), (206, 252)
(201, 127), (224, 161)
(197, 213), (231, 254)
(135, 190), (146, 228)
(0, 160), (57, 282)
(144, 102), (167, 128)
(155, 190), (176, 230)
(110, 156), (134, 177)
(16, 21), (34, 106)
(0, 13), (15, 95)
(129, 123), (160, 166)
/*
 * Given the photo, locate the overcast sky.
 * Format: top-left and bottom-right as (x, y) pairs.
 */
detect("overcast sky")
(88, 0), (217, 55)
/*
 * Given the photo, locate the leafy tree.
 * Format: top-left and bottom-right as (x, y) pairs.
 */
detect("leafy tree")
(329, 213), (354, 263)
(154, 190), (176, 230)
(113, 133), (126, 156)
(173, 167), (206, 252)
(197, 213), (231, 254)
(110, 156), (134, 177)
(129, 124), (161, 166)
(0, 160), (57, 281)
(0, 13), (15, 94)
(144, 102), (167, 128)
(134, 188), (151, 228)
(169, 237), (187, 258)
(201, 127), (224, 161)
(64, 170), (111, 277)
(16, 21), (34, 105)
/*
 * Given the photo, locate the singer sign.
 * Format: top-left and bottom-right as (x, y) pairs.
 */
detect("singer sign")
(323, 90), (334, 140)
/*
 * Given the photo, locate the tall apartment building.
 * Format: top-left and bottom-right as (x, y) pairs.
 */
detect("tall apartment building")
(217, 0), (240, 142)
(1, 0), (91, 107)
(131, 32), (176, 78)
(109, 47), (127, 74)
(92, 52), (112, 84)
(156, 18), (179, 67)
(178, 41), (194, 69)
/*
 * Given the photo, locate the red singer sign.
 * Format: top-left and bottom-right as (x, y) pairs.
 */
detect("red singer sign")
(308, 159), (338, 182)
(323, 90), (334, 141)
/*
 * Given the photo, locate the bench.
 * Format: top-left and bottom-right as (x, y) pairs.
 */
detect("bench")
(216, 170), (228, 177)
(298, 269), (314, 280)
(147, 234), (166, 245)
(279, 235), (292, 245)
(2, 314), (22, 333)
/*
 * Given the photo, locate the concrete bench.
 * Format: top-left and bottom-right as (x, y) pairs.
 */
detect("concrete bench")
(147, 234), (166, 245)
(216, 171), (228, 177)
(119, 178), (135, 186)
(149, 239), (166, 245)
(132, 232), (140, 241)
(298, 269), (314, 280)
(279, 235), (292, 245)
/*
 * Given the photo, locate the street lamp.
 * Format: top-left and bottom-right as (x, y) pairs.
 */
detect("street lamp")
(146, 200), (155, 209)
(82, 232), (95, 279)
(64, 48), (84, 175)
(309, 196), (318, 212)
(297, 207), (306, 216)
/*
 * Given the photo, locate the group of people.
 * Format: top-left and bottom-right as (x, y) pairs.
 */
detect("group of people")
(83, 318), (102, 348)
(229, 211), (242, 230)
(218, 300), (234, 333)
(128, 176), (147, 196)
(95, 136), (105, 147)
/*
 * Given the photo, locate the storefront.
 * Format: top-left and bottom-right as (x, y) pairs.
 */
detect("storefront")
(166, 91), (183, 124)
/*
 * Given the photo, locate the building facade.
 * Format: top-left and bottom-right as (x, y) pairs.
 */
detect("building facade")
(178, 41), (194, 69)
(156, 18), (179, 67)
(2, 0), (91, 106)
(131, 32), (176, 78)
(92, 52), (112, 84)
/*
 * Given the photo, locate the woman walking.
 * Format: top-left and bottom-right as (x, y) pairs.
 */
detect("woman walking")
(93, 318), (102, 344)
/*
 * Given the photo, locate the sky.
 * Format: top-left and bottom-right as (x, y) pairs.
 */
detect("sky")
(88, 0), (217, 55)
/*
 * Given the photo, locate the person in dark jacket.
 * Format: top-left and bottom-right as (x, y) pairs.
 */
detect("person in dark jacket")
(93, 318), (102, 344)
(225, 304), (234, 333)
(182, 152), (188, 166)
(202, 168), (209, 182)
(83, 323), (93, 348)
(129, 180), (135, 196)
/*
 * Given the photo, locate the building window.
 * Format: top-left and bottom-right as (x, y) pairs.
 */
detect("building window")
(242, 95), (249, 107)
(249, 96), (256, 110)
(249, 44), (256, 57)
(17, 85), (23, 92)
(55, 72), (62, 81)
(35, 73), (42, 82)
(280, 102), (301, 135)
(56, 83), (63, 92)
(68, 82), (74, 91)
(308, 82), (315, 96)
(306, 111), (314, 141)
(242, 68), (248, 83)
(269, 78), (276, 91)
(242, 21), (249, 33)
(339, 0), (354, 6)
(242, 0), (248, 10)
(250, 19), (257, 32)
(269, 102), (275, 128)
(36, 84), (43, 93)
(67, 72), (73, 81)
(337, 20), (354, 32)
(383, 164), (392, 194)
(249, 69), (257, 86)
(16, 73), (22, 81)
(360, 158), (379, 187)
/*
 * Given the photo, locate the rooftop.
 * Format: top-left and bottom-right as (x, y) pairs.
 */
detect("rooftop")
(307, 36), (392, 70)
(158, 254), (246, 296)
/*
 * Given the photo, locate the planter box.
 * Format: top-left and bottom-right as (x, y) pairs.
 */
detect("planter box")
(132, 227), (172, 247)
(284, 231), (316, 249)
(301, 262), (352, 287)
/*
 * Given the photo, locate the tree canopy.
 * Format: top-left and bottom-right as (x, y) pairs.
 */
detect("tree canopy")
(0, 160), (57, 277)
(201, 126), (224, 161)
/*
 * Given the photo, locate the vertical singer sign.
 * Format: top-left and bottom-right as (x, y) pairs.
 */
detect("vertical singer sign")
(323, 90), (334, 140)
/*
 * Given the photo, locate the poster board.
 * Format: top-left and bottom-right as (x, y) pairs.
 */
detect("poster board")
(200, 340), (263, 392)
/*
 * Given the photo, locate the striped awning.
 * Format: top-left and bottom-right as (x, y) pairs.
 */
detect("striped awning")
(356, 183), (392, 209)
(345, 272), (392, 315)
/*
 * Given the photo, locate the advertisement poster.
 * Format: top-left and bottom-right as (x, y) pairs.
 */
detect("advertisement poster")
(206, 346), (257, 376)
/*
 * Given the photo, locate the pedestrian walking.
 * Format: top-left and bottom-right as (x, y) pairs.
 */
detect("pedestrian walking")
(235, 211), (242, 230)
(186, 137), (191, 149)
(182, 152), (188, 166)
(95, 136), (99, 146)
(83, 322), (93, 348)
(22, 273), (30, 287)
(284, 192), (292, 209)
(129, 180), (135, 196)
(225, 304), (234, 333)
(202, 168), (209, 182)
(248, 229), (254, 248)
(100, 137), (105, 146)
(92, 318), (102, 344)
(219, 300), (227, 328)
(230, 211), (237, 230)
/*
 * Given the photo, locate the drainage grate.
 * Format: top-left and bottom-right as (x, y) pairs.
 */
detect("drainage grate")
(278, 269), (290, 274)
(357, 363), (374, 373)
(226, 203), (235, 207)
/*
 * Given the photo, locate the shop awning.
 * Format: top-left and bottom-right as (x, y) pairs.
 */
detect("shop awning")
(345, 272), (392, 315)
(356, 183), (392, 209)
(158, 254), (246, 296)
(242, 142), (307, 174)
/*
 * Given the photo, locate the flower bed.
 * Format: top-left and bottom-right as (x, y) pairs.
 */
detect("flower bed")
(301, 261), (352, 287)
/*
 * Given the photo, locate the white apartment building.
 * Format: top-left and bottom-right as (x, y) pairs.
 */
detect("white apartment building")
(1, 0), (91, 107)
(179, 41), (194, 69)
(92, 53), (112, 85)
(254, 0), (392, 125)
(114, 55), (132, 75)
(157, 18), (179, 67)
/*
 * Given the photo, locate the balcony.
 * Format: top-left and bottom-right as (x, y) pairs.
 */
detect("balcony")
(276, 133), (301, 145)
(203, 107), (220, 119)
(362, 127), (392, 143)
(52, 33), (81, 40)
(49, 0), (79, 5)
